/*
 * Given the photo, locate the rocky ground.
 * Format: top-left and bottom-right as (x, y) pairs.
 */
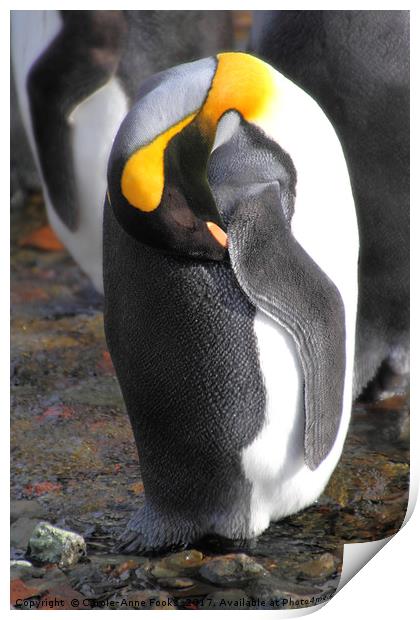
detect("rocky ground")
(10, 193), (409, 610)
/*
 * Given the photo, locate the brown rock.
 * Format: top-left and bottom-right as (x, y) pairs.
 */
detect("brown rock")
(199, 553), (267, 585)
(151, 549), (204, 578)
(11, 578), (43, 607)
(298, 553), (336, 579)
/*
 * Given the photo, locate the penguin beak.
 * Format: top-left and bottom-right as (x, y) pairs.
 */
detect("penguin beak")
(206, 221), (228, 248)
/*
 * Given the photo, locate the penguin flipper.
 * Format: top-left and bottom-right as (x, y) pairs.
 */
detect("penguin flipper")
(228, 183), (346, 470)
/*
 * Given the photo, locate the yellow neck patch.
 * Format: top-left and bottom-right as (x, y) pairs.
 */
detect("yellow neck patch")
(120, 53), (277, 213)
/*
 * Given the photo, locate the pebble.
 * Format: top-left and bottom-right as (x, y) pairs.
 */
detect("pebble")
(199, 553), (267, 586)
(10, 560), (46, 581)
(151, 549), (204, 578)
(157, 577), (195, 589)
(111, 559), (142, 576)
(298, 553), (336, 579)
(10, 560), (32, 567)
(27, 521), (86, 569)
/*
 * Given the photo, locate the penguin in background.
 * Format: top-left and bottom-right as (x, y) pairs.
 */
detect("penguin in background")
(104, 52), (359, 552)
(250, 10), (410, 399)
(10, 10), (233, 292)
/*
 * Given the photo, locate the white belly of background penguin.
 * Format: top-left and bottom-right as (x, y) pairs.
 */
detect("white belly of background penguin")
(102, 52), (358, 553)
(11, 10), (129, 292)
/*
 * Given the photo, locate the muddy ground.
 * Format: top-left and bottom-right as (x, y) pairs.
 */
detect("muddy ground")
(10, 193), (409, 610)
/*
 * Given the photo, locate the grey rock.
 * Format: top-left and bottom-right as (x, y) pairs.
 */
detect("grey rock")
(199, 553), (267, 586)
(27, 521), (86, 569)
(10, 517), (41, 549)
(10, 560), (46, 581)
(11, 500), (46, 523)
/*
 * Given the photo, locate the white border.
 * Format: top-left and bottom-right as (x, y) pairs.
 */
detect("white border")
(4, 3), (417, 618)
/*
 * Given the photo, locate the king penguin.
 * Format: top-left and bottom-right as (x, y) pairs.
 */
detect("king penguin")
(250, 10), (410, 398)
(104, 52), (359, 552)
(10, 10), (233, 292)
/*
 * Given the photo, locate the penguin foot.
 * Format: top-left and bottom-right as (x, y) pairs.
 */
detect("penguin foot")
(114, 504), (202, 556)
(358, 359), (409, 403)
(113, 531), (188, 557)
(194, 534), (257, 554)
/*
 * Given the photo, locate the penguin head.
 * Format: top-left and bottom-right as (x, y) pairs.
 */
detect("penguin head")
(107, 52), (294, 261)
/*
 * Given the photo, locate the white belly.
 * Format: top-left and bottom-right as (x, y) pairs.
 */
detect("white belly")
(242, 308), (354, 536)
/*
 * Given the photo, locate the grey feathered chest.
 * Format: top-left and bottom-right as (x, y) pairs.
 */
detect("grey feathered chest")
(103, 203), (266, 523)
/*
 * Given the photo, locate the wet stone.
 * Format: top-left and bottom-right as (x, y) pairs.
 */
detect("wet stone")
(151, 549), (204, 578)
(68, 562), (113, 590)
(199, 553), (267, 586)
(28, 521), (87, 569)
(246, 576), (291, 609)
(298, 553), (336, 579)
(109, 559), (142, 577)
(157, 577), (195, 589)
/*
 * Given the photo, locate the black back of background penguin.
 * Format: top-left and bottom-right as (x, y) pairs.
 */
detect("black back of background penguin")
(251, 10), (410, 399)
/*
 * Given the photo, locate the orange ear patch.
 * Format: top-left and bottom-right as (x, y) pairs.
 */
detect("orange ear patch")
(206, 221), (228, 248)
(198, 52), (277, 136)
